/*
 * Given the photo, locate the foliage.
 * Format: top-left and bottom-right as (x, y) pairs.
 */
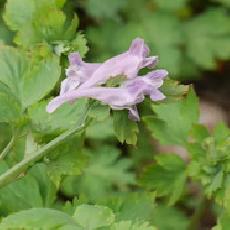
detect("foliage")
(85, 0), (230, 80)
(0, 0), (229, 229)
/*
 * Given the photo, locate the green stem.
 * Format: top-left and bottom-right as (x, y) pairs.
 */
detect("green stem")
(0, 103), (90, 189)
(0, 136), (14, 161)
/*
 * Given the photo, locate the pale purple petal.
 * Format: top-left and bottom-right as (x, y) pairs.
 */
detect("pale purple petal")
(60, 78), (80, 96)
(79, 38), (158, 89)
(47, 38), (168, 121)
(66, 52), (101, 84)
(150, 90), (166, 101)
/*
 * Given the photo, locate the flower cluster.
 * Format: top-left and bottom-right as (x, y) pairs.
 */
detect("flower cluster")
(46, 38), (168, 121)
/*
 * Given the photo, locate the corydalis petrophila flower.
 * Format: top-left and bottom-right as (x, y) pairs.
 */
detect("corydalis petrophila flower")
(46, 38), (168, 121)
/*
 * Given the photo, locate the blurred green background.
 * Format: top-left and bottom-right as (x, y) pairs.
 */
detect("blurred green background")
(76, 0), (230, 123)
(0, 1), (229, 229)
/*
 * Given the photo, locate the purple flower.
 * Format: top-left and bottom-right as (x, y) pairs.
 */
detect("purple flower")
(46, 38), (168, 121)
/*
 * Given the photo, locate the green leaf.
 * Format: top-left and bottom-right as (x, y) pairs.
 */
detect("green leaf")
(86, 116), (115, 139)
(84, 0), (127, 20)
(113, 110), (139, 145)
(22, 52), (61, 107)
(186, 123), (230, 203)
(0, 208), (81, 229)
(0, 16), (13, 44)
(144, 89), (199, 145)
(184, 8), (230, 69)
(111, 221), (156, 230)
(140, 154), (186, 205)
(3, 0), (35, 30)
(74, 204), (115, 229)
(4, 0), (81, 48)
(62, 146), (135, 200)
(0, 174), (43, 214)
(28, 98), (88, 134)
(213, 122), (230, 144)
(152, 205), (189, 230)
(154, 0), (188, 10)
(29, 163), (56, 207)
(0, 46), (61, 110)
(116, 192), (155, 222)
(160, 79), (190, 100)
(0, 82), (22, 123)
(190, 124), (210, 142)
(45, 137), (87, 187)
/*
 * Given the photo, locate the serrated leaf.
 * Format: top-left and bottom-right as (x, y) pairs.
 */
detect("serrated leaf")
(63, 146), (135, 200)
(184, 9), (230, 69)
(74, 204), (115, 229)
(45, 137), (86, 187)
(3, 0), (35, 30)
(29, 163), (57, 207)
(113, 110), (139, 145)
(0, 46), (61, 111)
(116, 192), (155, 222)
(160, 79), (189, 99)
(0, 173), (43, 214)
(84, 0), (127, 20)
(4, 0), (82, 48)
(28, 98), (88, 134)
(0, 82), (22, 123)
(140, 154), (186, 205)
(0, 208), (81, 229)
(144, 89), (199, 145)
(152, 205), (189, 230)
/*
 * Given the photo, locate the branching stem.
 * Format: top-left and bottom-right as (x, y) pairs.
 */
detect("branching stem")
(0, 103), (90, 189)
(0, 136), (14, 161)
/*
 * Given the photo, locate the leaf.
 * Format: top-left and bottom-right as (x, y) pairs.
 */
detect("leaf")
(111, 221), (157, 230)
(143, 89), (199, 145)
(213, 122), (230, 144)
(28, 98), (88, 134)
(186, 123), (230, 203)
(0, 16), (13, 44)
(160, 79), (189, 100)
(45, 137), (86, 187)
(113, 110), (139, 145)
(4, 0), (81, 48)
(154, 0), (188, 10)
(22, 54), (61, 107)
(62, 146), (135, 200)
(0, 174), (43, 214)
(0, 82), (22, 123)
(0, 45), (61, 110)
(74, 204), (115, 229)
(84, 0), (128, 20)
(152, 205), (189, 230)
(140, 154), (186, 205)
(3, 0), (35, 30)
(86, 116), (115, 139)
(184, 9), (230, 69)
(116, 192), (155, 222)
(29, 163), (57, 207)
(0, 208), (82, 229)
